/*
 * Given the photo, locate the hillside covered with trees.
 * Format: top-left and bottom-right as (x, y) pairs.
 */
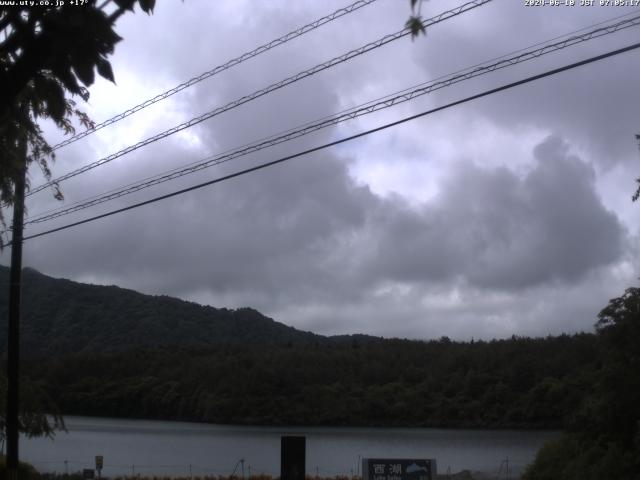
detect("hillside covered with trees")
(26, 334), (600, 429)
(0, 266), (331, 357)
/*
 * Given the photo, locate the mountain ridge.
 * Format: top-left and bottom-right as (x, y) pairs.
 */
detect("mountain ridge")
(0, 265), (380, 358)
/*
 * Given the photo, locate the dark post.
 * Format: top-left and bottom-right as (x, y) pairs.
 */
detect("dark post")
(281, 436), (305, 480)
(6, 163), (26, 480)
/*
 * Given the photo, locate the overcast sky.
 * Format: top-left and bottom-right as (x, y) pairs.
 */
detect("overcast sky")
(3, 0), (640, 340)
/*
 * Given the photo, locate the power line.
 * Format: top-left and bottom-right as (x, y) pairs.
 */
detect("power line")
(48, 0), (380, 152)
(26, 0), (492, 198)
(9, 41), (639, 247)
(22, 12), (640, 226)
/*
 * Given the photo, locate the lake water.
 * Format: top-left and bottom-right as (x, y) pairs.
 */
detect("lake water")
(22, 416), (558, 478)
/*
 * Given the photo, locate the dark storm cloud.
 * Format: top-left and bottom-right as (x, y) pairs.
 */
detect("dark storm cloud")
(22, 149), (375, 304)
(22, 135), (626, 319)
(360, 135), (625, 289)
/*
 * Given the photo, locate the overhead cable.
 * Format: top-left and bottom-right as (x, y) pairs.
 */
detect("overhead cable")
(23, 13), (640, 226)
(27, 0), (492, 198)
(49, 0), (380, 151)
(9, 41), (639, 247)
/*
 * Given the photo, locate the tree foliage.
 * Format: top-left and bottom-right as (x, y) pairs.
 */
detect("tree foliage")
(0, 0), (155, 225)
(0, 372), (65, 443)
(524, 288), (640, 480)
(406, 0), (427, 38)
(26, 334), (602, 429)
(0, 266), (327, 358)
(0, 0), (155, 440)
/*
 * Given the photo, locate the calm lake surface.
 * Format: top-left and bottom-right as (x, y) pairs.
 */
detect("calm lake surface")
(23, 416), (558, 478)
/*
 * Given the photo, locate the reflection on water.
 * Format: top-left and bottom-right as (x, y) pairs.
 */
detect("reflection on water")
(23, 416), (558, 478)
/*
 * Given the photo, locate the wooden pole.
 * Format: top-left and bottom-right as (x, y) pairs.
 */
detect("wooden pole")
(6, 161), (26, 480)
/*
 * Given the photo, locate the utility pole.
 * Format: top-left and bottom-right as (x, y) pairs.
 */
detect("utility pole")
(6, 160), (26, 480)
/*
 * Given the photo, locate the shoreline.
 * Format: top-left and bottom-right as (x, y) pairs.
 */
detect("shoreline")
(53, 414), (562, 434)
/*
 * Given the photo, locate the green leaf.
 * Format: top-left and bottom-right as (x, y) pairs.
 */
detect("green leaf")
(405, 16), (426, 39)
(96, 57), (115, 83)
(72, 61), (95, 87)
(44, 82), (66, 122)
(32, 76), (67, 122)
(54, 66), (82, 96)
(138, 0), (155, 13)
(113, 0), (136, 11)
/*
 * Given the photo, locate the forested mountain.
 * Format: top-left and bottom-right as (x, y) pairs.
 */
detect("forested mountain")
(0, 266), (630, 440)
(0, 266), (334, 357)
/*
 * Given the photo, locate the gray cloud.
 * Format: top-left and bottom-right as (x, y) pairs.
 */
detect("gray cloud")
(412, 0), (640, 168)
(3, 1), (638, 340)
(18, 133), (628, 338)
(359, 135), (625, 290)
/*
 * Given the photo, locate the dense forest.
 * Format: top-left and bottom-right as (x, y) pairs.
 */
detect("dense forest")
(25, 334), (600, 429)
(523, 287), (640, 479)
